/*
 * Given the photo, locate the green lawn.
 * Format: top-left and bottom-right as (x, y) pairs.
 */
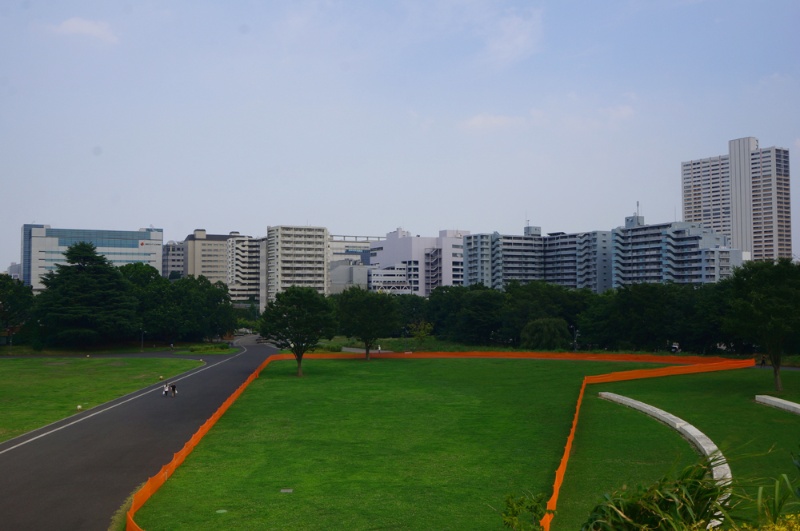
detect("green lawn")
(0, 357), (203, 442)
(134, 358), (670, 530)
(554, 367), (800, 530)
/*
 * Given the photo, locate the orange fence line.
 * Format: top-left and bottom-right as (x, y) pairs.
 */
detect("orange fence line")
(125, 353), (291, 531)
(126, 351), (754, 531)
(538, 357), (754, 531)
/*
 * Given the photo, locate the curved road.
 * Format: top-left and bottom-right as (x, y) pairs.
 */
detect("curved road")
(0, 336), (278, 531)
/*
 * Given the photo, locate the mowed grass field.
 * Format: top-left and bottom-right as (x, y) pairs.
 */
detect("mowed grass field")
(555, 367), (800, 530)
(133, 357), (712, 531)
(0, 357), (203, 443)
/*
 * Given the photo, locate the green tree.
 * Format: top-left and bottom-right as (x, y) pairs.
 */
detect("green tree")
(520, 317), (571, 350)
(259, 287), (335, 376)
(171, 275), (236, 342)
(394, 294), (428, 337)
(0, 274), (34, 347)
(500, 281), (592, 346)
(337, 287), (399, 360)
(456, 287), (505, 345)
(427, 285), (472, 341)
(119, 262), (172, 342)
(577, 290), (621, 350)
(723, 258), (800, 392)
(33, 242), (137, 346)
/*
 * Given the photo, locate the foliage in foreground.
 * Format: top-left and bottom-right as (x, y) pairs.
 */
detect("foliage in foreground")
(499, 491), (551, 530)
(580, 457), (733, 530)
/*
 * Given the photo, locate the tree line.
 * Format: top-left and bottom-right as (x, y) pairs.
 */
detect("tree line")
(2, 243), (798, 388)
(0, 242), (237, 348)
(260, 259), (800, 390)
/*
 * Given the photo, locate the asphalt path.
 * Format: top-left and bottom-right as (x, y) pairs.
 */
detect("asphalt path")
(0, 335), (278, 531)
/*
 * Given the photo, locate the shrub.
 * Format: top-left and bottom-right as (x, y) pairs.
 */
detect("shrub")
(498, 491), (551, 530)
(580, 457), (733, 530)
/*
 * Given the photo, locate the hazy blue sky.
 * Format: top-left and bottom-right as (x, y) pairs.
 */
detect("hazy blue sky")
(2, 0), (799, 269)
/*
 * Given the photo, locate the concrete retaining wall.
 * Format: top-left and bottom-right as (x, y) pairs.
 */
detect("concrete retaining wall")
(598, 392), (731, 485)
(755, 395), (800, 416)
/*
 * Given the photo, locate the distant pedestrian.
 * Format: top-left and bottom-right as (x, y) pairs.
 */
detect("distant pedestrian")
(377, 345), (381, 354)
(170, 383), (177, 397)
(760, 354), (767, 368)
(170, 343), (174, 350)
(163, 384), (169, 397)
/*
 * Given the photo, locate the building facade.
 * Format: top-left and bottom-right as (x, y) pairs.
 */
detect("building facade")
(328, 234), (383, 294)
(226, 233), (261, 305)
(465, 227), (612, 293)
(183, 229), (236, 284)
(611, 215), (742, 288)
(682, 137), (792, 260)
(260, 225), (329, 308)
(21, 224), (163, 290)
(162, 241), (185, 279)
(543, 230), (613, 292)
(5, 262), (21, 280)
(465, 227), (544, 290)
(368, 228), (467, 297)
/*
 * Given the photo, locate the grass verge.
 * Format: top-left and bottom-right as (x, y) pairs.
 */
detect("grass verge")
(0, 357), (203, 443)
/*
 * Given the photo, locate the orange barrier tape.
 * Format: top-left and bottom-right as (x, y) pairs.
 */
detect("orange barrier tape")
(539, 357), (754, 531)
(126, 354), (279, 531)
(126, 352), (753, 531)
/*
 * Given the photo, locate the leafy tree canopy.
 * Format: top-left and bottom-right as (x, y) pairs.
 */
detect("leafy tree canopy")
(35, 242), (137, 347)
(722, 258), (800, 391)
(336, 287), (399, 359)
(520, 317), (571, 351)
(0, 274), (34, 346)
(259, 287), (335, 376)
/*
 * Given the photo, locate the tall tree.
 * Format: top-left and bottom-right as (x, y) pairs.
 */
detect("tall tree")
(455, 287), (505, 345)
(119, 262), (172, 342)
(171, 275), (236, 342)
(723, 259), (800, 391)
(394, 294), (428, 337)
(259, 287), (335, 376)
(427, 285), (471, 341)
(34, 242), (137, 346)
(0, 274), (34, 347)
(337, 287), (399, 360)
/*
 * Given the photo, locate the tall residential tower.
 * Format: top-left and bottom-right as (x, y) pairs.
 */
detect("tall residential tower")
(682, 137), (791, 261)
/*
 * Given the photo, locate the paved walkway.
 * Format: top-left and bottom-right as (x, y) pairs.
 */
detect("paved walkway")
(0, 336), (277, 531)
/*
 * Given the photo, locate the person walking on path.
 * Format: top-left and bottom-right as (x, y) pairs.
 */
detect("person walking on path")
(163, 383), (170, 397)
(170, 383), (177, 397)
(760, 354), (767, 368)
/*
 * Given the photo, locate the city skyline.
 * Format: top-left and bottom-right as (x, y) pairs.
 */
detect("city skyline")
(2, 1), (799, 270)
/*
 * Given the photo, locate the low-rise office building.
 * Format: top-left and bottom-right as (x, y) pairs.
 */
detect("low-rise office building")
(21, 224), (163, 290)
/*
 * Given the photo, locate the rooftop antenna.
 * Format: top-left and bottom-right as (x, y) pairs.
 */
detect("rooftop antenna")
(636, 201), (640, 217)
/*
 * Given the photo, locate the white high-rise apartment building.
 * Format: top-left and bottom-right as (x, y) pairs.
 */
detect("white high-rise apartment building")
(612, 215), (742, 288)
(464, 227), (613, 293)
(226, 233), (261, 304)
(464, 227), (544, 290)
(682, 137), (791, 261)
(543, 230), (613, 293)
(260, 225), (329, 307)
